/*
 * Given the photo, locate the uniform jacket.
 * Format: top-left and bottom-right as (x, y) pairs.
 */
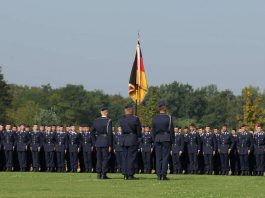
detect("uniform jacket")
(68, 131), (80, 152)
(185, 131), (201, 154)
(113, 132), (123, 152)
(92, 117), (113, 148)
(16, 131), (30, 152)
(172, 133), (184, 154)
(55, 132), (68, 152)
(2, 130), (16, 151)
(201, 132), (217, 155)
(152, 113), (174, 143)
(119, 114), (141, 146)
(252, 131), (265, 155)
(236, 132), (252, 155)
(80, 132), (94, 152)
(30, 131), (43, 151)
(44, 132), (56, 152)
(140, 132), (153, 152)
(217, 132), (232, 154)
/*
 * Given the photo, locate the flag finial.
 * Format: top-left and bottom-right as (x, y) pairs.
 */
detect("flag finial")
(138, 31), (140, 42)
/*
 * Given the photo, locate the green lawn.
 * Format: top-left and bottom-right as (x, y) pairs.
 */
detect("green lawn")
(0, 173), (265, 198)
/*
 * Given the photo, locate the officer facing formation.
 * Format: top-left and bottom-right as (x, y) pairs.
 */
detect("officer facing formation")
(152, 101), (174, 180)
(92, 107), (113, 179)
(119, 104), (141, 180)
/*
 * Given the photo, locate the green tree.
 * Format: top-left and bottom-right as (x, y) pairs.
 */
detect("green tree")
(7, 101), (40, 126)
(0, 67), (12, 123)
(240, 87), (265, 130)
(34, 108), (61, 125)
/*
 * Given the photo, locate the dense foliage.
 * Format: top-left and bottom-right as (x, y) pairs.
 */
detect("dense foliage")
(1, 68), (264, 129)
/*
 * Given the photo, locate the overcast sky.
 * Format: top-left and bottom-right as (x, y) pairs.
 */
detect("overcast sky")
(0, 1), (264, 96)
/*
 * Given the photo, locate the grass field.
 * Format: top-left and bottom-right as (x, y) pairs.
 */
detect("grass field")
(0, 173), (265, 198)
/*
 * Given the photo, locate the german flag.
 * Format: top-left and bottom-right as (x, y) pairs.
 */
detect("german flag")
(128, 40), (148, 104)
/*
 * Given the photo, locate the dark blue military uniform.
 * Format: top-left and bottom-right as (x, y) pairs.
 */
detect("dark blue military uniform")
(230, 134), (239, 175)
(113, 132), (123, 172)
(16, 131), (30, 171)
(30, 131), (43, 171)
(0, 130), (3, 171)
(80, 131), (94, 172)
(252, 131), (265, 175)
(119, 114), (141, 179)
(92, 117), (113, 177)
(2, 130), (16, 171)
(171, 132), (184, 174)
(152, 113), (174, 179)
(201, 132), (216, 174)
(236, 131), (252, 175)
(140, 132), (153, 173)
(44, 132), (56, 171)
(55, 132), (68, 172)
(68, 131), (80, 172)
(186, 131), (201, 173)
(217, 131), (232, 175)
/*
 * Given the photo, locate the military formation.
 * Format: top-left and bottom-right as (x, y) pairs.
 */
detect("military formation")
(1, 101), (265, 180)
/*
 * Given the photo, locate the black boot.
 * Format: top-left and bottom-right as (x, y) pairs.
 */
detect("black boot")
(101, 174), (110, 179)
(97, 173), (102, 179)
(127, 175), (138, 180)
(161, 175), (169, 180)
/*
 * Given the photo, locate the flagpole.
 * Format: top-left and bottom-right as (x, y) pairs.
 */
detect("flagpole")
(135, 85), (138, 116)
(135, 32), (140, 116)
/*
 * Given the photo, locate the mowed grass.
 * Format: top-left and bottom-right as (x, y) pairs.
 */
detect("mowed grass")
(0, 173), (265, 198)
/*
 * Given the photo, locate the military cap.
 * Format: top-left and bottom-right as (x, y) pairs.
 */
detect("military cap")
(100, 107), (108, 111)
(125, 104), (133, 109)
(158, 100), (166, 107)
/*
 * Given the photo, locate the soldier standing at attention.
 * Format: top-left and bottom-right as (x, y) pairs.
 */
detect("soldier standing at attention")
(30, 125), (43, 172)
(55, 126), (68, 172)
(217, 125), (232, 175)
(201, 126), (216, 175)
(237, 125), (252, 176)
(68, 125), (80, 173)
(186, 124), (201, 174)
(44, 126), (56, 172)
(113, 126), (123, 173)
(92, 107), (113, 179)
(140, 126), (153, 174)
(152, 101), (174, 180)
(16, 124), (30, 171)
(119, 104), (141, 180)
(3, 124), (16, 171)
(252, 123), (265, 176)
(171, 127), (184, 174)
(0, 124), (4, 171)
(80, 126), (94, 173)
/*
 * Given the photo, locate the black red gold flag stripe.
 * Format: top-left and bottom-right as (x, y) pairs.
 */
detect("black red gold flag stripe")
(128, 40), (148, 104)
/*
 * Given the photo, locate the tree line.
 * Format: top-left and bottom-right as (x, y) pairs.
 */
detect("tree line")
(0, 67), (265, 130)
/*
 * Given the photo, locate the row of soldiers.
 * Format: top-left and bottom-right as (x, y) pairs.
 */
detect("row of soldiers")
(1, 102), (265, 179)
